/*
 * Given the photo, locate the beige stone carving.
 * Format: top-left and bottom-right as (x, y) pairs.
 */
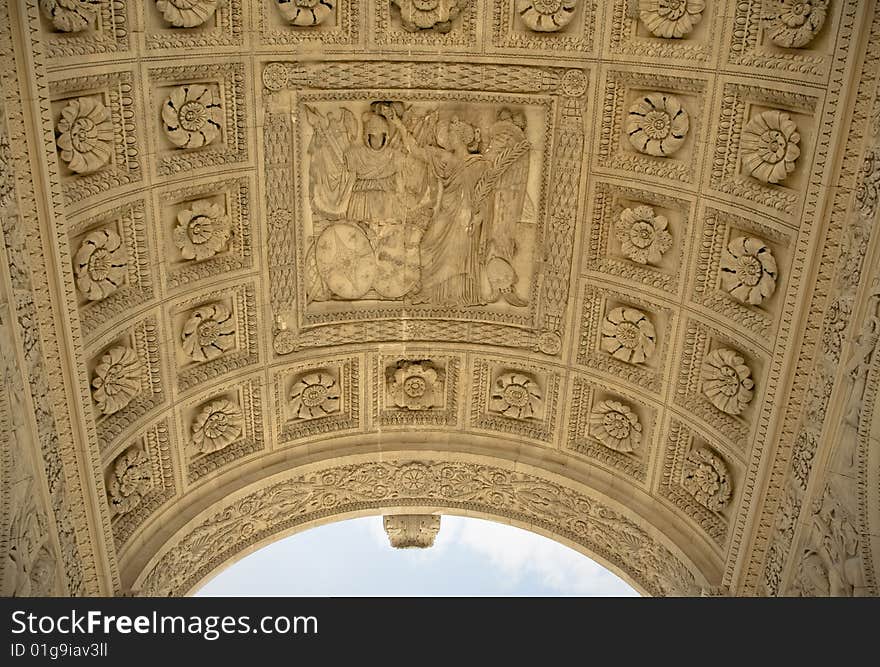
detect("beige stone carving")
(56, 97), (113, 174)
(181, 303), (235, 362)
(616, 205), (673, 265)
(392, 0), (465, 32)
(387, 360), (444, 410)
(516, 0), (578, 32)
(276, 0), (335, 26)
(191, 399), (243, 454)
(173, 199), (231, 261)
(588, 400), (642, 453)
(156, 0), (223, 27)
(740, 110), (801, 184)
(162, 85), (222, 149)
(765, 0), (829, 49)
(383, 515), (441, 548)
(720, 236), (778, 306)
(289, 371), (341, 419)
(601, 307), (657, 365)
(107, 448), (152, 518)
(74, 228), (127, 301)
(639, 0), (704, 39)
(701, 348), (755, 416)
(91, 346), (140, 416)
(490, 372), (542, 420)
(40, 0), (100, 33)
(626, 93), (689, 157)
(682, 448), (732, 512)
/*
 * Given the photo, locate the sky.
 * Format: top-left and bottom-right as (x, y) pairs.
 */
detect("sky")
(196, 515), (639, 596)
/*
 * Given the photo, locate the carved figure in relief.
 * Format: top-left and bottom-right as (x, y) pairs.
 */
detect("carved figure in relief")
(303, 101), (533, 307)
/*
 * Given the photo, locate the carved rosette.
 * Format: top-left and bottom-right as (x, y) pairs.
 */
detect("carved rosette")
(765, 0), (828, 48)
(107, 448), (152, 518)
(173, 199), (232, 261)
(191, 399), (243, 454)
(392, 0), (465, 33)
(490, 372), (542, 420)
(92, 346), (141, 416)
(156, 0), (222, 28)
(720, 236), (778, 306)
(740, 110), (801, 184)
(162, 85), (223, 149)
(383, 515), (441, 549)
(56, 97), (114, 174)
(39, 0), (101, 32)
(516, 0), (578, 32)
(276, 0), (335, 26)
(289, 371), (341, 419)
(639, 0), (704, 39)
(626, 93), (689, 157)
(682, 448), (732, 512)
(387, 361), (444, 411)
(601, 307), (657, 365)
(588, 400), (642, 453)
(74, 229), (127, 301)
(616, 205), (673, 265)
(181, 303), (236, 362)
(701, 348), (754, 416)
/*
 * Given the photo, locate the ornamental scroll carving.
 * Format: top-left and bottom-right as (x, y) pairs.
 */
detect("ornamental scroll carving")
(302, 102), (534, 308)
(137, 460), (702, 596)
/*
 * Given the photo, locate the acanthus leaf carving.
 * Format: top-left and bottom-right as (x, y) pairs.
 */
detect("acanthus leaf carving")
(600, 307), (657, 365)
(588, 400), (642, 453)
(616, 205), (673, 265)
(107, 447), (152, 518)
(387, 360), (444, 411)
(682, 447), (732, 512)
(156, 0), (223, 28)
(191, 398), (243, 454)
(39, 0), (100, 33)
(489, 372), (542, 420)
(173, 199), (232, 261)
(740, 110), (801, 185)
(392, 0), (465, 33)
(289, 371), (341, 420)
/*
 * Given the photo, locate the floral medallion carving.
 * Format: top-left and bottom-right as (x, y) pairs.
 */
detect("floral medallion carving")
(740, 110), (801, 184)
(162, 85), (223, 149)
(720, 236), (778, 306)
(191, 399), (243, 454)
(588, 400), (642, 453)
(181, 303), (236, 362)
(639, 0), (704, 39)
(489, 372), (542, 420)
(56, 97), (114, 174)
(39, 0), (100, 32)
(156, 0), (222, 27)
(387, 360), (444, 411)
(516, 0), (578, 32)
(600, 307), (657, 365)
(682, 448), (732, 512)
(74, 229), (127, 301)
(92, 346), (141, 416)
(616, 205), (673, 265)
(701, 348), (754, 416)
(855, 148), (880, 218)
(289, 371), (341, 419)
(173, 199), (232, 261)
(276, 0), (335, 26)
(392, 0), (465, 33)
(626, 93), (689, 157)
(107, 448), (152, 518)
(764, 0), (829, 48)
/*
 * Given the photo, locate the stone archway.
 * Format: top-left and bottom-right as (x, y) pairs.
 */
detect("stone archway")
(131, 453), (713, 597)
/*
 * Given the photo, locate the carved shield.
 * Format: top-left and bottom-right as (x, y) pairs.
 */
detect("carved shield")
(315, 223), (376, 300)
(372, 223), (422, 299)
